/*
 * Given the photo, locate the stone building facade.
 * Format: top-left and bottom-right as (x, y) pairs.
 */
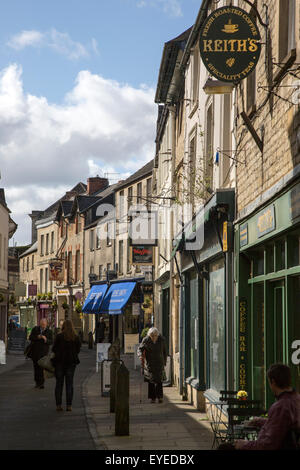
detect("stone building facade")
(0, 189), (17, 343)
(234, 0), (300, 406)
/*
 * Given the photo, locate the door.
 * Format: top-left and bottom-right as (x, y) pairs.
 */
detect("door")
(266, 279), (287, 405)
(273, 284), (285, 363)
(162, 288), (169, 354)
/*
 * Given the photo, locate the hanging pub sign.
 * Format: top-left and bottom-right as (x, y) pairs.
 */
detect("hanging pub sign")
(49, 260), (64, 282)
(199, 6), (261, 83)
(131, 246), (153, 265)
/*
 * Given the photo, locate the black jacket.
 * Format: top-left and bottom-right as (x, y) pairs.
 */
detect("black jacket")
(52, 333), (81, 367)
(95, 322), (106, 342)
(29, 326), (53, 362)
(138, 335), (167, 383)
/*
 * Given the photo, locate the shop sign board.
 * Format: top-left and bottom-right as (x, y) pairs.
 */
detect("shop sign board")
(129, 210), (158, 246)
(199, 6), (261, 83)
(57, 289), (69, 296)
(28, 284), (37, 297)
(290, 182), (300, 220)
(223, 221), (228, 252)
(124, 334), (139, 354)
(15, 282), (26, 297)
(96, 343), (111, 373)
(100, 360), (112, 396)
(49, 261), (64, 282)
(132, 303), (140, 316)
(7, 329), (27, 354)
(256, 205), (276, 238)
(131, 246), (153, 265)
(240, 223), (248, 248)
(239, 298), (248, 391)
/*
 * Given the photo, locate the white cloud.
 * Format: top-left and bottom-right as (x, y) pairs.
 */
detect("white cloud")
(0, 64), (156, 245)
(7, 30), (44, 50)
(7, 29), (95, 61)
(136, 0), (183, 17)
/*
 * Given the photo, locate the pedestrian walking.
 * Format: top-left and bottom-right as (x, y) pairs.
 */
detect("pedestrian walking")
(234, 363), (300, 450)
(52, 319), (81, 412)
(29, 318), (53, 389)
(138, 327), (167, 404)
(95, 317), (106, 343)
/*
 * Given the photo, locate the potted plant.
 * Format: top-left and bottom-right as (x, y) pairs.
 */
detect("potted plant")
(62, 301), (69, 311)
(75, 300), (82, 314)
(51, 299), (58, 311)
(37, 293), (42, 301)
(47, 292), (53, 300)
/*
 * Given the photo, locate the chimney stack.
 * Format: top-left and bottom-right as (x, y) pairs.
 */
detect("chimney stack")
(87, 176), (109, 195)
(29, 210), (44, 244)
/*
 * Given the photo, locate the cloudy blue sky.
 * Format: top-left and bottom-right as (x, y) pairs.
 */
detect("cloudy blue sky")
(0, 0), (200, 245)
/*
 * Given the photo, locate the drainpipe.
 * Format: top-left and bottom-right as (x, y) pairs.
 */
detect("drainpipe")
(81, 214), (87, 338)
(168, 105), (176, 381)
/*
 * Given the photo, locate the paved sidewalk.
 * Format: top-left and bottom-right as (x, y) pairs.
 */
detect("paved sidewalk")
(83, 354), (214, 450)
(0, 351), (28, 375)
(0, 345), (97, 450)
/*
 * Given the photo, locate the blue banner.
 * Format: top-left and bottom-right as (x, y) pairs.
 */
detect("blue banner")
(100, 282), (137, 315)
(82, 284), (108, 314)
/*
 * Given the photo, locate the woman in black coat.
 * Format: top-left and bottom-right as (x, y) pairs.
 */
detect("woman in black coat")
(138, 327), (167, 403)
(29, 318), (53, 389)
(52, 320), (81, 412)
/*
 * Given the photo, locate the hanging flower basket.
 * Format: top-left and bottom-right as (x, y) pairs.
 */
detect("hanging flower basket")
(75, 300), (82, 314)
(62, 301), (69, 310)
(237, 390), (248, 400)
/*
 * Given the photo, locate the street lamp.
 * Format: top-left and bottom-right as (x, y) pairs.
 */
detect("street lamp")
(203, 78), (234, 95)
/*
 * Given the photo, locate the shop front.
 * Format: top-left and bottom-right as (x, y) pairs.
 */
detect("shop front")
(235, 181), (300, 409)
(0, 291), (8, 343)
(175, 189), (235, 410)
(19, 304), (36, 335)
(37, 302), (57, 329)
(83, 278), (145, 352)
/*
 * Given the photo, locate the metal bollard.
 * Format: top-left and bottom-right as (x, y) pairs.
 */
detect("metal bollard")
(110, 359), (121, 413)
(88, 332), (93, 349)
(115, 363), (129, 436)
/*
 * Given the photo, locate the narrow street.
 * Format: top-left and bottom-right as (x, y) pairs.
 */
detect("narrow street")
(0, 346), (97, 450)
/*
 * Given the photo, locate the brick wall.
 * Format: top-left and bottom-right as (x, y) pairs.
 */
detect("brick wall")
(236, 0), (300, 216)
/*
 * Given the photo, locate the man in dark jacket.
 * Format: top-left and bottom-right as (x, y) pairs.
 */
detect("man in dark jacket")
(29, 318), (53, 389)
(235, 364), (300, 450)
(95, 317), (106, 343)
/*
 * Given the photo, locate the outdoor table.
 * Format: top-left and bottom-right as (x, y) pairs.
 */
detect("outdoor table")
(207, 398), (263, 449)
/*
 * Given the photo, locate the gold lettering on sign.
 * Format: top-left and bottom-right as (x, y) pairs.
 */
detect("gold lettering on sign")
(202, 38), (258, 53)
(257, 208), (274, 234)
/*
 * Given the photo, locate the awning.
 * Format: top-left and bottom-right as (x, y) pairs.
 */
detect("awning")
(100, 282), (137, 315)
(171, 188), (235, 258)
(82, 284), (108, 314)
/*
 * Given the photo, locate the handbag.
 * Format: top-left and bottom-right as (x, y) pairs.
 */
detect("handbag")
(38, 352), (55, 373)
(24, 342), (33, 359)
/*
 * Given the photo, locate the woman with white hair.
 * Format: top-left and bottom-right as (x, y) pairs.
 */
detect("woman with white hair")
(138, 327), (167, 403)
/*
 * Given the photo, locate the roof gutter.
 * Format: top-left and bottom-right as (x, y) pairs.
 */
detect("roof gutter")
(166, 0), (210, 104)
(179, 0), (210, 71)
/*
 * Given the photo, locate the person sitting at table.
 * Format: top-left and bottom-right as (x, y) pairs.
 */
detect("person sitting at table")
(235, 363), (300, 450)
